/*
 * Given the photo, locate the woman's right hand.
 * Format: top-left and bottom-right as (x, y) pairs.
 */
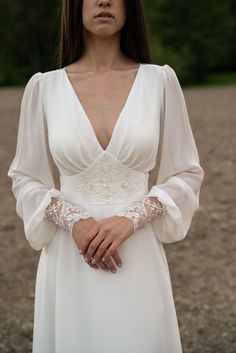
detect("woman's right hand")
(72, 217), (122, 273)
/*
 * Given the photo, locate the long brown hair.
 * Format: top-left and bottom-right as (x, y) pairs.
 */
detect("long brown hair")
(56, 0), (153, 68)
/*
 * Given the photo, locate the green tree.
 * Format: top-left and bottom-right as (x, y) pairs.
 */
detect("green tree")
(144, 0), (235, 83)
(0, 0), (59, 85)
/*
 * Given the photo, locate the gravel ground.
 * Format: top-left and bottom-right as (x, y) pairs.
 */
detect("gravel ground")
(0, 83), (235, 353)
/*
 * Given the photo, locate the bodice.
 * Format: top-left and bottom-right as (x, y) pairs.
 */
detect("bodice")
(60, 152), (149, 205)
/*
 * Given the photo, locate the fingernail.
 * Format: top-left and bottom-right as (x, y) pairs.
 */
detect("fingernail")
(111, 269), (116, 273)
(84, 257), (89, 263)
(117, 263), (122, 267)
(102, 257), (106, 262)
(79, 249), (83, 254)
(91, 258), (96, 264)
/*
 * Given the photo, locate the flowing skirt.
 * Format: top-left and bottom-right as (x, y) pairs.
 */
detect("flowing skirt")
(32, 202), (183, 353)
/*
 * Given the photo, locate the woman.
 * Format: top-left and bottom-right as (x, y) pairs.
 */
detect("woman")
(8, 0), (204, 352)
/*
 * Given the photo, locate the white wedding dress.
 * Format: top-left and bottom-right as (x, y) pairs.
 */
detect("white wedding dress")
(8, 63), (204, 353)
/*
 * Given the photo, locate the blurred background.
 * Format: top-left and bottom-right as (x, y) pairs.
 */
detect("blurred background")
(1, 0), (236, 85)
(0, 1), (236, 352)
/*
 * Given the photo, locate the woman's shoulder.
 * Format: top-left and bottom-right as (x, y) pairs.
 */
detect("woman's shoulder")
(26, 68), (63, 85)
(142, 63), (179, 87)
(21, 68), (64, 102)
(23, 68), (64, 97)
(142, 63), (175, 76)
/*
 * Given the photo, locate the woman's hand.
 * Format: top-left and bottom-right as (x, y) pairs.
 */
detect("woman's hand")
(72, 217), (125, 273)
(80, 215), (134, 269)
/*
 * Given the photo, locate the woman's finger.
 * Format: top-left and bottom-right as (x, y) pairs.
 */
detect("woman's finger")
(90, 237), (112, 264)
(102, 239), (122, 262)
(84, 233), (107, 263)
(79, 223), (99, 254)
(102, 257), (117, 273)
(86, 258), (110, 272)
(97, 260), (109, 272)
(111, 249), (123, 268)
(88, 261), (99, 269)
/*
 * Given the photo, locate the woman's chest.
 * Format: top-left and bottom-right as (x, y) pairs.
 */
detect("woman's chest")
(44, 66), (164, 173)
(62, 66), (144, 151)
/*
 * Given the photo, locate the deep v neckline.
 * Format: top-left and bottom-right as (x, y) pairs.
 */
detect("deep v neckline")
(63, 63), (142, 152)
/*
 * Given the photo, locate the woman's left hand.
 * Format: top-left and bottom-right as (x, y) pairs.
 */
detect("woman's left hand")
(79, 215), (134, 266)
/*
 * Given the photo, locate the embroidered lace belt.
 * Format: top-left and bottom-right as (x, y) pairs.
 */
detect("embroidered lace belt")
(60, 153), (149, 205)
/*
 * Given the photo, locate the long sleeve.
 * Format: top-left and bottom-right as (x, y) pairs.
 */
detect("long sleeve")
(116, 64), (204, 243)
(7, 73), (91, 250)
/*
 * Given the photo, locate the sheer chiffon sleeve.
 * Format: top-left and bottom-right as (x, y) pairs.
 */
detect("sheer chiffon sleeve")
(116, 64), (204, 243)
(7, 73), (91, 250)
(146, 64), (204, 242)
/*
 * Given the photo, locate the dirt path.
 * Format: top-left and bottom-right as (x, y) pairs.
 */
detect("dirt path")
(0, 84), (235, 353)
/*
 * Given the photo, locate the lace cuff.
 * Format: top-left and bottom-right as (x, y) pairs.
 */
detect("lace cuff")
(115, 196), (167, 232)
(44, 197), (91, 234)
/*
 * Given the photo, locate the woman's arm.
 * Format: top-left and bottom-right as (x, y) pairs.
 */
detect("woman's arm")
(114, 64), (204, 244)
(7, 73), (92, 250)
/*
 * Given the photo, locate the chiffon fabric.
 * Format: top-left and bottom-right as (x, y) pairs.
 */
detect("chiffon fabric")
(8, 63), (204, 353)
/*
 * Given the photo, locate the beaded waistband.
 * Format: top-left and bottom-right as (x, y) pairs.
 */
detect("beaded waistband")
(60, 153), (149, 205)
